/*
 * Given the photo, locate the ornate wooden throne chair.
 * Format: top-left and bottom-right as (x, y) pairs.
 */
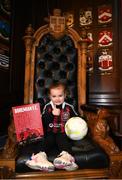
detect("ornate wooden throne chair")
(1, 9), (122, 179)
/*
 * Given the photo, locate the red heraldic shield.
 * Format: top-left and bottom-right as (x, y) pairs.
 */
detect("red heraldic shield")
(98, 30), (112, 47)
(98, 51), (113, 72)
(98, 6), (112, 24)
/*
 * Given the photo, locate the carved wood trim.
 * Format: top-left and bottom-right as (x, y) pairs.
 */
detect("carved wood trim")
(15, 168), (109, 179)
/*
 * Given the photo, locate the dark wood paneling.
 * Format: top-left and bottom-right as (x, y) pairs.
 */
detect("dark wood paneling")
(87, 0), (121, 106)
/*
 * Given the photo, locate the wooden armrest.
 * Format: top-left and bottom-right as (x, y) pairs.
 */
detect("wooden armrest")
(80, 105), (120, 155)
(0, 118), (17, 159)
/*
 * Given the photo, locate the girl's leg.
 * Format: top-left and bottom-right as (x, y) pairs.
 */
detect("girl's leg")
(53, 133), (78, 171)
(44, 132), (56, 155)
(56, 133), (73, 154)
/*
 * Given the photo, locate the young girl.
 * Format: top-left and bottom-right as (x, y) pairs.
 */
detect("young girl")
(26, 82), (78, 172)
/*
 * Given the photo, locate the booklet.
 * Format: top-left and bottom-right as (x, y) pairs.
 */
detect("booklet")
(12, 103), (44, 145)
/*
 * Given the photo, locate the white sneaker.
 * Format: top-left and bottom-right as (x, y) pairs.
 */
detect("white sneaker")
(26, 151), (55, 172)
(53, 151), (78, 171)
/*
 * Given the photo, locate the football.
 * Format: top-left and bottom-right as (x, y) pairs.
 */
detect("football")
(65, 117), (88, 140)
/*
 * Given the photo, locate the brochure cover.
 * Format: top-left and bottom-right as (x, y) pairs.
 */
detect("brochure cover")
(12, 103), (44, 145)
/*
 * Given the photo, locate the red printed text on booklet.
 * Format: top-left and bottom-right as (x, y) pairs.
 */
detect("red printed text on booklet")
(12, 103), (44, 145)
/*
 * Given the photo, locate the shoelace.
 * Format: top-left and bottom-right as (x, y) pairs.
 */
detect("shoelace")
(31, 153), (54, 167)
(31, 153), (46, 162)
(58, 152), (75, 163)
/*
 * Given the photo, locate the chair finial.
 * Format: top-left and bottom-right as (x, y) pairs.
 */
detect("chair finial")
(25, 24), (34, 36)
(53, 9), (61, 16)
